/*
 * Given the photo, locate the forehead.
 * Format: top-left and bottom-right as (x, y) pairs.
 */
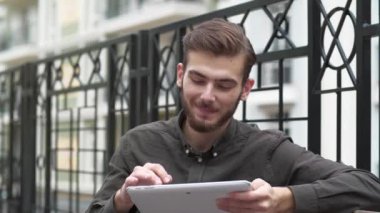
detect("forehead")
(185, 51), (245, 82)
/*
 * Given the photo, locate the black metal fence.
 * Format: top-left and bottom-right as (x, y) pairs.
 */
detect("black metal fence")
(0, 0), (379, 212)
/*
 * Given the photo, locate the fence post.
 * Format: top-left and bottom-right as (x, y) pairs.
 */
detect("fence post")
(44, 62), (52, 213)
(138, 31), (149, 125)
(7, 70), (15, 203)
(20, 63), (37, 213)
(356, 0), (371, 170)
(106, 44), (118, 171)
(147, 32), (159, 122)
(129, 31), (149, 128)
(174, 27), (187, 113)
(308, 0), (321, 154)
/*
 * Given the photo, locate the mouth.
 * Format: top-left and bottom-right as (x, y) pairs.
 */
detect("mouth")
(195, 105), (218, 118)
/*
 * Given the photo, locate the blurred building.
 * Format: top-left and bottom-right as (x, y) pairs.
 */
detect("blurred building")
(0, 0), (213, 69)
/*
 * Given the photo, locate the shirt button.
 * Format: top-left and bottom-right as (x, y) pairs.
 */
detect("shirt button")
(185, 149), (190, 155)
(197, 157), (203, 163)
(213, 152), (218, 157)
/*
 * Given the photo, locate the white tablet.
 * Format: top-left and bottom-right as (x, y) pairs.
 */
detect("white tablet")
(126, 180), (251, 213)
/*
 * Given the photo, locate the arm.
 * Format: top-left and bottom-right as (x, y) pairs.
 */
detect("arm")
(85, 133), (172, 213)
(273, 141), (380, 213)
(217, 139), (380, 213)
(85, 155), (131, 213)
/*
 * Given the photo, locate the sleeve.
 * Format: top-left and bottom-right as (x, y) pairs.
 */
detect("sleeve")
(85, 134), (138, 213)
(270, 140), (380, 213)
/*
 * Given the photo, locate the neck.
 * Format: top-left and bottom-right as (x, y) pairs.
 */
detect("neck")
(182, 119), (230, 153)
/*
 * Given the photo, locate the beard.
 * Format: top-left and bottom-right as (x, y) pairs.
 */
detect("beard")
(179, 86), (241, 133)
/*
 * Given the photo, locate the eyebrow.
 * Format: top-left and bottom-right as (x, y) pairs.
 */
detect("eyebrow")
(188, 70), (238, 84)
(188, 70), (206, 80)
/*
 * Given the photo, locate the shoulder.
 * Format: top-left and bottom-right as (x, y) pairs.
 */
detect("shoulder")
(130, 119), (175, 134)
(124, 118), (176, 137)
(235, 121), (293, 152)
(120, 117), (178, 146)
(236, 121), (291, 143)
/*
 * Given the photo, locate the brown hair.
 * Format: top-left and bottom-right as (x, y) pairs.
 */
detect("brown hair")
(182, 18), (256, 83)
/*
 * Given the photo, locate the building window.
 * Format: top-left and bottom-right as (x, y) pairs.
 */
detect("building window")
(0, 2), (37, 50)
(58, 0), (80, 37)
(106, 0), (131, 18)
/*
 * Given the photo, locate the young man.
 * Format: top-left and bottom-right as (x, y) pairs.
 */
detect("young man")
(87, 19), (380, 213)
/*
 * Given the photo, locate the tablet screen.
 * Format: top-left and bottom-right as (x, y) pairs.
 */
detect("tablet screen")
(127, 180), (251, 213)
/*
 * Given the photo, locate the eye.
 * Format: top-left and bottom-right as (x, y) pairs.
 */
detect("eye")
(216, 81), (236, 90)
(189, 73), (206, 85)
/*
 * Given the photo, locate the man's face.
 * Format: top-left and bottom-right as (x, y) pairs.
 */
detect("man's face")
(177, 51), (254, 132)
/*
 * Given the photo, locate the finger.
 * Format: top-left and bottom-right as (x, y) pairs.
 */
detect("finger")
(230, 187), (271, 202)
(144, 163), (172, 183)
(131, 167), (164, 185)
(229, 190), (260, 201)
(216, 198), (261, 212)
(245, 178), (272, 200)
(125, 176), (139, 187)
(251, 178), (267, 190)
(228, 180), (270, 201)
(217, 197), (270, 212)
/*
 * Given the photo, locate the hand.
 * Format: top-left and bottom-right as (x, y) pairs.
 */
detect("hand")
(114, 163), (173, 212)
(216, 178), (294, 213)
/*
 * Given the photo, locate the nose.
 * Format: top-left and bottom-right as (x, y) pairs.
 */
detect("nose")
(200, 84), (216, 102)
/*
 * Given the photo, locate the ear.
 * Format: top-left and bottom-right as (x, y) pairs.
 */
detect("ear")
(177, 63), (184, 88)
(240, 79), (254, 101)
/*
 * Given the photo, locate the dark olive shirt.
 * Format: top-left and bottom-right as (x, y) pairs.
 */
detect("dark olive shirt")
(86, 113), (380, 213)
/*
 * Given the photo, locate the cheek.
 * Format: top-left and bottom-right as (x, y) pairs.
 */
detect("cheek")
(182, 81), (202, 97)
(218, 90), (241, 103)
(182, 85), (198, 101)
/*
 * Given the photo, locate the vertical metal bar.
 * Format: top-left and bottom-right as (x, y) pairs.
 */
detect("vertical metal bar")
(69, 110), (73, 213)
(138, 31), (149, 124)
(53, 96), (59, 211)
(337, 69), (342, 162)
(279, 59), (284, 131)
(76, 108), (80, 213)
(20, 63), (37, 213)
(106, 44), (117, 171)
(94, 89), (99, 193)
(148, 34), (160, 122)
(176, 27), (186, 113)
(8, 71), (15, 201)
(356, 0), (371, 170)
(308, 0), (322, 154)
(257, 63), (262, 89)
(165, 91), (169, 120)
(121, 96), (126, 136)
(44, 62), (52, 213)
(128, 34), (138, 128)
(95, 89), (99, 185)
(242, 98), (247, 122)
